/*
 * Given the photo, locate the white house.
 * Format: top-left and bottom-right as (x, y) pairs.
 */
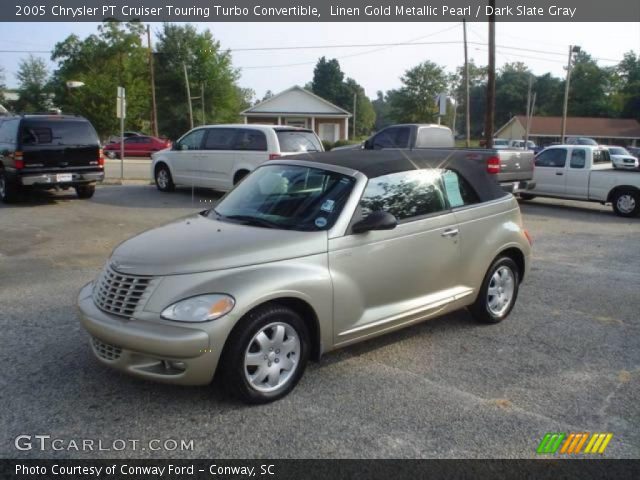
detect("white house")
(240, 86), (352, 142)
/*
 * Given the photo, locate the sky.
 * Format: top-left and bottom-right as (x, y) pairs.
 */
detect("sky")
(1, 22), (638, 100)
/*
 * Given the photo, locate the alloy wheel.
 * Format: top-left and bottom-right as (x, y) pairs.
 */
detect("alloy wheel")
(487, 266), (515, 317)
(156, 169), (169, 189)
(616, 194), (636, 214)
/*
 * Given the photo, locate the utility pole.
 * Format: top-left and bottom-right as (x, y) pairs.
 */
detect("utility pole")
(352, 92), (357, 139)
(147, 25), (158, 138)
(183, 62), (194, 130)
(525, 75), (532, 146)
(463, 18), (470, 148)
(484, 0), (496, 149)
(561, 45), (580, 143)
(201, 84), (206, 125)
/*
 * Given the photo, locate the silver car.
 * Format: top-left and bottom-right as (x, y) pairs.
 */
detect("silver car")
(78, 150), (532, 403)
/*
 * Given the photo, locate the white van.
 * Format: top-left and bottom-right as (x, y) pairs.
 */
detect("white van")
(151, 124), (323, 193)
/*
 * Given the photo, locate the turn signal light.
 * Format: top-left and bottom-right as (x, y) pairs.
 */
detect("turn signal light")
(487, 156), (501, 174)
(268, 154), (281, 160)
(14, 151), (24, 169)
(98, 149), (105, 167)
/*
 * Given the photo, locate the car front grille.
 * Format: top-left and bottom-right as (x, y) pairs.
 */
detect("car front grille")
(91, 337), (122, 361)
(92, 264), (153, 318)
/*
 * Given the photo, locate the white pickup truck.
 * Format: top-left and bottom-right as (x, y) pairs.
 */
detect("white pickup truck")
(523, 145), (640, 217)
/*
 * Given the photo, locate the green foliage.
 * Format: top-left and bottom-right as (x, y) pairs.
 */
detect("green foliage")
(50, 21), (150, 139)
(15, 55), (51, 113)
(613, 51), (640, 121)
(567, 51), (614, 117)
(154, 23), (245, 140)
(310, 57), (376, 136)
(386, 61), (448, 124)
(0, 66), (6, 105)
(372, 90), (391, 130)
(494, 62), (533, 128)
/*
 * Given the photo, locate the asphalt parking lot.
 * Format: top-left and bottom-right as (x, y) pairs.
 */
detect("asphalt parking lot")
(1, 185), (639, 459)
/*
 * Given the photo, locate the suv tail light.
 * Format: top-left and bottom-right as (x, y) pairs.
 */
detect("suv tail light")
(14, 151), (24, 169)
(268, 154), (281, 160)
(98, 149), (105, 167)
(487, 156), (501, 174)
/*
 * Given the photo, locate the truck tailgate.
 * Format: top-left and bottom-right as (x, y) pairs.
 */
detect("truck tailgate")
(496, 150), (535, 182)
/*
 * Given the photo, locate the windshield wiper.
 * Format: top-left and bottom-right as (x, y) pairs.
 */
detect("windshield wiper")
(223, 214), (282, 229)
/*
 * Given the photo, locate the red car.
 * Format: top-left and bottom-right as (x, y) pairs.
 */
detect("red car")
(104, 136), (171, 158)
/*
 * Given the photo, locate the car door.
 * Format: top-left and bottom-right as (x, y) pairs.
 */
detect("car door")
(169, 128), (206, 185)
(533, 147), (568, 195)
(565, 148), (590, 198)
(328, 169), (462, 346)
(199, 128), (238, 190)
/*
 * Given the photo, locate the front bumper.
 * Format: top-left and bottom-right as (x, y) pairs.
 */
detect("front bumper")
(77, 282), (217, 386)
(20, 171), (104, 187)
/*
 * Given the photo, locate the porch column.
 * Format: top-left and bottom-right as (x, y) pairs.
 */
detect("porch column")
(311, 116), (315, 132)
(243, 116), (247, 124)
(277, 116), (282, 125)
(344, 117), (349, 140)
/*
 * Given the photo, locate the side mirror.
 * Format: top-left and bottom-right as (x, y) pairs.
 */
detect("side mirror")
(352, 211), (397, 234)
(363, 138), (373, 150)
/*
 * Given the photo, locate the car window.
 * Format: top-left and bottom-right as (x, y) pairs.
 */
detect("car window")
(494, 139), (508, 146)
(234, 129), (267, 151)
(203, 128), (237, 150)
(124, 137), (138, 144)
(359, 169), (447, 222)
(570, 149), (586, 169)
(20, 121), (99, 146)
(139, 137), (152, 144)
(593, 149), (611, 164)
(608, 147), (628, 155)
(178, 129), (206, 150)
(442, 170), (480, 208)
(416, 127), (453, 148)
(535, 148), (567, 168)
(276, 130), (322, 153)
(0, 119), (20, 144)
(373, 127), (410, 149)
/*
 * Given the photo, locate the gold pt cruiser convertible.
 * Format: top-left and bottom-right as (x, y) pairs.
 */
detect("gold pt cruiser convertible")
(78, 150), (532, 403)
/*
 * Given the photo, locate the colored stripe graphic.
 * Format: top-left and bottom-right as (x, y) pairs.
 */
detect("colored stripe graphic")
(584, 433), (613, 454)
(537, 433), (566, 454)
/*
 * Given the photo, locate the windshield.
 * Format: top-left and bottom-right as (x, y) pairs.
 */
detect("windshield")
(494, 139), (508, 146)
(210, 164), (355, 231)
(276, 130), (322, 153)
(608, 147), (629, 155)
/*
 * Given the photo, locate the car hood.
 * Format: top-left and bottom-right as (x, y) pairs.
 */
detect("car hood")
(109, 213), (328, 276)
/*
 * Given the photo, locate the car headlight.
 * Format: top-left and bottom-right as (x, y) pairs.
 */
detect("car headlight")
(161, 294), (235, 323)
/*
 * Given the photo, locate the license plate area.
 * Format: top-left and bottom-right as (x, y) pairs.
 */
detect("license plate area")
(57, 173), (73, 182)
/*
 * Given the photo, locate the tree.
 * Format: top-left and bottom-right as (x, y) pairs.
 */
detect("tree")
(495, 62), (532, 128)
(50, 21), (150, 138)
(567, 51), (613, 117)
(615, 51), (640, 121)
(15, 55), (50, 112)
(372, 91), (391, 130)
(344, 78), (376, 137)
(311, 57), (346, 106)
(387, 61), (448, 124)
(0, 66), (6, 104)
(532, 73), (563, 117)
(154, 23), (244, 139)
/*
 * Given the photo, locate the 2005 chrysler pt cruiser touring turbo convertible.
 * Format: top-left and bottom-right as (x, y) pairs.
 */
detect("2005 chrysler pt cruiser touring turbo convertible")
(78, 150), (532, 403)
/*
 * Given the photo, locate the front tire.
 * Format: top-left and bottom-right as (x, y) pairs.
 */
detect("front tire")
(0, 170), (20, 204)
(611, 190), (639, 217)
(75, 185), (95, 199)
(469, 257), (520, 324)
(155, 164), (175, 192)
(220, 304), (310, 404)
(519, 193), (536, 201)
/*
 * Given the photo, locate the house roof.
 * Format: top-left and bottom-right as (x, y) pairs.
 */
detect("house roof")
(241, 86), (351, 117)
(507, 115), (640, 139)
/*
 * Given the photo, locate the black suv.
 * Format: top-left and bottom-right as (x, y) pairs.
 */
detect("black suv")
(0, 114), (104, 203)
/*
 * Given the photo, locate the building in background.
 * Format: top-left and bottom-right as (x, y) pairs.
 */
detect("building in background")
(241, 86), (352, 143)
(495, 116), (640, 146)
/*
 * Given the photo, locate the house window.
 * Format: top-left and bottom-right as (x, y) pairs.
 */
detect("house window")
(285, 118), (307, 128)
(319, 123), (339, 142)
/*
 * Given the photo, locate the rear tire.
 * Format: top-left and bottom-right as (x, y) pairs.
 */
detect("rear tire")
(75, 185), (95, 199)
(0, 170), (20, 204)
(611, 190), (640, 217)
(233, 170), (250, 185)
(220, 304), (310, 404)
(469, 257), (520, 324)
(155, 164), (175, 192)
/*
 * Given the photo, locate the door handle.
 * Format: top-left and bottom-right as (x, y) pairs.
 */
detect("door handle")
(555, 171), (564, 176)
(441, 228), (459, 238)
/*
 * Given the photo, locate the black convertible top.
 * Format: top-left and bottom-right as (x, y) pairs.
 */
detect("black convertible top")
(288, 149), (508, 202)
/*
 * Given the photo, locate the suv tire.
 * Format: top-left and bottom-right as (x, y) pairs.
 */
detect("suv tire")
(469, 256), (520, 324)
(0, 170), (20, 204)
(155, 164), (175, 192)
(220, 304), (310, 404)
(75, 185), (95, 199)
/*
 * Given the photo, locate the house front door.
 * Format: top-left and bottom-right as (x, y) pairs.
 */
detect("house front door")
(319, 123), (339, 142)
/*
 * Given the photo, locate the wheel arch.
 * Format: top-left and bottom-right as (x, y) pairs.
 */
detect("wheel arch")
(607, 185), (640, 203)
(494, 247), (526, 283)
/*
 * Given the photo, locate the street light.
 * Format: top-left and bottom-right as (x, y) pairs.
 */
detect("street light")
(561, 45), (581, 144)
(66, 81), (85, 89)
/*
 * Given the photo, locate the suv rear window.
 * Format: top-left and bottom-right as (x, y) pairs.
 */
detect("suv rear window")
(20, 120), (99, 146)
(276, 130), (322, 153)
(593, 149), (611, 164)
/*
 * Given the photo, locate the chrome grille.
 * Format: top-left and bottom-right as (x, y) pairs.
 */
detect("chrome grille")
(91, 337), (122, 361)
(92, 265), (152, 317)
